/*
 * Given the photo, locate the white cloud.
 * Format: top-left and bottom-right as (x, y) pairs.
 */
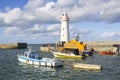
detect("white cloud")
(4, 23), (94, 43)
(70, 26), (92, 36)
(4, 24), (60, 37)
(46, 24), (60, 31)
(24, 0), (46, 9)
(4, 8), (23, 24)
(5, 6), (11, 11)
(99, 0), (120, 23)
(0, 12), (4, 25)
(4, 26), (24, 35)
(0, 0), (120, 26)
(56, 0), (77, 7)
(45, 2), (55, 10)
(100, 32), (120, 38)
(1, 0), (120, 43)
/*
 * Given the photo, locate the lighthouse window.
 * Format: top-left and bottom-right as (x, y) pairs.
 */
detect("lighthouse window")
(63, 28), (64, 30)
(63, 34), (64, 36)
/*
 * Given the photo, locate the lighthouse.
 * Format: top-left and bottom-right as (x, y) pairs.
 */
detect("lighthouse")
(60, 11), (70, 43)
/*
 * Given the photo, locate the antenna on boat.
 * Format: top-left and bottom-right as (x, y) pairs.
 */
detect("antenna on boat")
(74, 32), (80, 41)
(27, 46), (32, 51)
(71, 27), (81, 41)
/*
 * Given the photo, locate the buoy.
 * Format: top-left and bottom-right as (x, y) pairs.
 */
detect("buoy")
(73, 63), (102, 70)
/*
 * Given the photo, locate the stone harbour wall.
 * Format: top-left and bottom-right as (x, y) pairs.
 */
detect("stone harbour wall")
(39, 41), (120, 53)
(85, 41), (120, 52)
(0, 43), (27, 49)
(40, 47), (55, 52)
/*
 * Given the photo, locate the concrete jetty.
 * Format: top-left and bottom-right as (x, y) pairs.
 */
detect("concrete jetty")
(40, 47), (55, 52)
(40, 41), (120, 55)
(40, 44), (56, 52)
(85, 41), (120, 53)
(0, 43), (27, 49)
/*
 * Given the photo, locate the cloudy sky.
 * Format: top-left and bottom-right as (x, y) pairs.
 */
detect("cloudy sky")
(0, 0), (120, 44)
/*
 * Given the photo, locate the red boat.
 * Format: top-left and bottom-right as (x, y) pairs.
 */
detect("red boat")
(99, 51), (115, 55)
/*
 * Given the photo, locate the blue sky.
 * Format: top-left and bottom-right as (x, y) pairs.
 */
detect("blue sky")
(0, 0), (120, 44)
(0, 0), (28, 10)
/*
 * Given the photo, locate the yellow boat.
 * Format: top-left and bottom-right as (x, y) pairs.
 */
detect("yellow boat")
(52, 52), (84, 59)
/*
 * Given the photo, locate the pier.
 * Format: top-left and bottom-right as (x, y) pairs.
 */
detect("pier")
(85, 41), (120, 53)
(40, 41), (120, 55)
(0, 43), (27, 49)
(40, 44), (55, 52)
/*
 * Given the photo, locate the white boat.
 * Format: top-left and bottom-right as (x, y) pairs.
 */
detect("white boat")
(17, 48), (63, 67)
(73, 63), (102, 70)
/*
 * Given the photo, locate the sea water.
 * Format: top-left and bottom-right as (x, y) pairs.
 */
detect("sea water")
(0, 44), (120, 80)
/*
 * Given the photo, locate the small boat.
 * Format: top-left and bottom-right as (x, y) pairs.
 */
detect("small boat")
(73, 63), (102, 70)
(99, 51), (115, 55)
(82, 50), (93, 56)
(52, 52), (84, 59)
(17, 48), (63, 67)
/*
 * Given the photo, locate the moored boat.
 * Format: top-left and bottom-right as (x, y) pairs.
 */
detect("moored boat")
(52, 52), (84, 59)
(99, 51), (115, 55)
(73, 63), (102, 70)
(17, 48), (63, 67)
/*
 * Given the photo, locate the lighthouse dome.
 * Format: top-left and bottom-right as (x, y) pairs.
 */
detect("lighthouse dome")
(60, 12), (69, 21)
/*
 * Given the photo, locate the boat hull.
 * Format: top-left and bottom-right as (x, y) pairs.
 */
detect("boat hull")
(17, 55), (63, 67)
(73, 63), (102, 70)
(99, 51), (115, 55)
(52, 52), (83, 59)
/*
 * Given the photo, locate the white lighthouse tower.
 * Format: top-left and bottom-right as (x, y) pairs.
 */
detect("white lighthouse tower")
(60, 11), (70, 43)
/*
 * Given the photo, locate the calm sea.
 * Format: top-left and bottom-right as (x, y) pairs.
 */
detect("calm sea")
(0, 44), (120, 80)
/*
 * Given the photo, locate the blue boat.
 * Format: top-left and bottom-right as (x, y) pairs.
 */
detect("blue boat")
(17, 48), (63, 67)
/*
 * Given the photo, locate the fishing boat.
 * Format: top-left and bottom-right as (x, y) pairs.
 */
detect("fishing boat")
(17, 48), (63, 67)
(99, 51), (115, 55)
(52, 52), (84, 59)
